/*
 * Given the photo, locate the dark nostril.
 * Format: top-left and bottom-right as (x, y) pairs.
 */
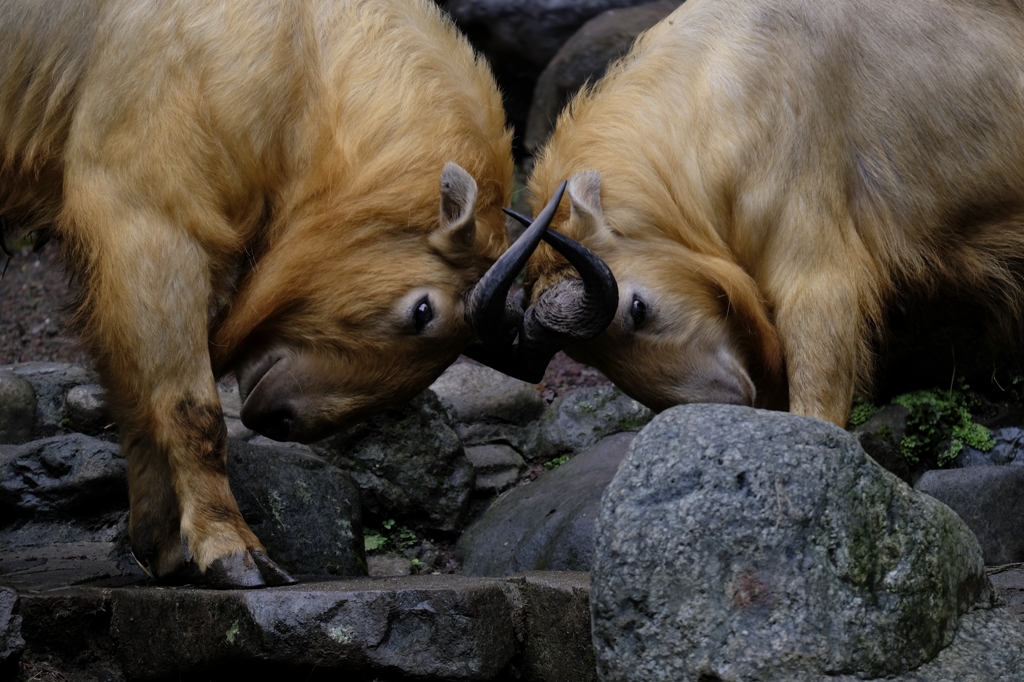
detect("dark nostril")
(260, 408), (293, 441)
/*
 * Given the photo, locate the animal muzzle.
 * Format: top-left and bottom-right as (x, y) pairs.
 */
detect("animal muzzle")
(236, 351), (298, 441)
(463, 182), (619, 383)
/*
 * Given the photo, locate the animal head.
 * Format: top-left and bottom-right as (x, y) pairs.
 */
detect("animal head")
(520, 170), (785, 412)
(200, 0), (522, 443)
(212, 162), (512, 443)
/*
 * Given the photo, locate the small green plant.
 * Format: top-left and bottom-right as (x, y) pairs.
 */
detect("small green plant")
(364, 529), (387, 552)
(847, 395), (880, 428)
(1010, 372), (1024, 402)
(394, 525), (418, 551)
(848, 398), (880, 428)
(544, 454), (570, 469)
(363, 519), (419, 553)
(893, 387), (994, 466)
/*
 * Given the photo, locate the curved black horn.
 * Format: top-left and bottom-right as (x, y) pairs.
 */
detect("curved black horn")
(504, 209), (618, 339)
(468, 181), (566, 346)
(463, 187), (619, 384)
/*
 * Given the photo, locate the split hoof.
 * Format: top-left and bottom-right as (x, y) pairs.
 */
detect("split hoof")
(203, 551), (267, 588)
(146, 543), (296, 588)
(251, 550), (298, 586)
(201, 550), (295, 588)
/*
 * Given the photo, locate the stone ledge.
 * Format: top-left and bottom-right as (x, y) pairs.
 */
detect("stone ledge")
(13, 572), (594, 682)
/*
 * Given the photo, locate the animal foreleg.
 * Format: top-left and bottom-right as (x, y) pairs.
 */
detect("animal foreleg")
(772, 270), (869, 427)
(69, 205), (292, 587)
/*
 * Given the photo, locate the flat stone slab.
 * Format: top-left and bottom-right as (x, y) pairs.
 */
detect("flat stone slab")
(12, 572), (594, 681)
(110, 576), (516, 680)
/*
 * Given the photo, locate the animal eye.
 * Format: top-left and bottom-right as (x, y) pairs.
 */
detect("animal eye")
(413, 297), (433, 333)
(630, 295), (647, 329)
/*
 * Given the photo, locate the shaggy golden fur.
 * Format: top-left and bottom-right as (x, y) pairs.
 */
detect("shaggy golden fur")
(526, 0), (1024, 427)
(1, 0), (512, 582)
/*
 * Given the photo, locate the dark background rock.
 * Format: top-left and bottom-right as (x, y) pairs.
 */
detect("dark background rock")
(524, 1), (681, 153)
(314, 391), (474, 533)
(0, 371), (35, 445)
(0, 434), (126, 521)
(958, 426), (1024, 466)
(228, 440), (366, 578)
(459, 432), (632, 576)
(0, 434), (141, 592)
(431, 363), (546, 458)
(0, 586), (23, 675)
(6, 363), (99, 440)
(0, 435), (367, 588)
(0, 515), (142, 592)
(444, 0), (670, 155)
(915, 466), (1024, 566)
(537, 386), (651, 460)
(464, 444), (525, 494)
(63, 384), (113, 437)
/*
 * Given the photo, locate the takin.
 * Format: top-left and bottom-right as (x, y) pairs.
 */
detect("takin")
(506, 0), (1024, 428)
(0, 0), (517, 587)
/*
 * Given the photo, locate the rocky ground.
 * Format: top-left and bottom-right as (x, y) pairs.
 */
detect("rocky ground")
(0, 247), (88, 367)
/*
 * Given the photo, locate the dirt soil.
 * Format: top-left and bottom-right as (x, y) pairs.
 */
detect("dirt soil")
(0, 245), (610, 397)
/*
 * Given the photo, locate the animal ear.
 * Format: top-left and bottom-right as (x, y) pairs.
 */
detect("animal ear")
(567, 170), (603, 229)
(432, 162), (479, 256)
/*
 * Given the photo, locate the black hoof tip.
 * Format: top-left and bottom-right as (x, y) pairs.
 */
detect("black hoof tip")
(203, 551), (268, 589)
(251, 550), (297, 586)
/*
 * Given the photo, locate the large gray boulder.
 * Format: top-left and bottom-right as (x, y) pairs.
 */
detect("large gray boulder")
(525, 1), (681, 153)
(459, 432), (632, 576)
(314, 390), (474, 533)
(592, 404), (1024, 682)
